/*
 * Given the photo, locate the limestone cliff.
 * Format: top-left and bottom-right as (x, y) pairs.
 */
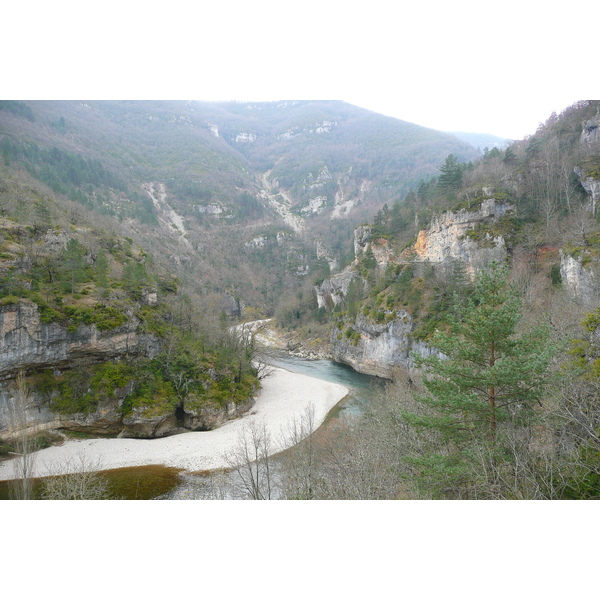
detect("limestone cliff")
(0, 300), (161, 438)
(559, 133), (600, 306)
(560, 250), (600, 307)
(315, 267), (361, 310)
(0, 300), (161, 380)
(330, 311), (413, 378)
(322, 195), (512, 378)
(410, 196), (511, 275)
(0, 301), (259, 439)
(330, 311), (446, 378)
(574, 167), (600, 217)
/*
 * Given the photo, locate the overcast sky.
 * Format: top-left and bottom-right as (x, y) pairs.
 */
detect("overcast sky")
(3, 1), (596, 140)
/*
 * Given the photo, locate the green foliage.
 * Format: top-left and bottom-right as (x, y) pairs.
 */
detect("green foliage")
(41, 362), (135, 415)
(61, 238), (89, 293)
(122, 261), (152, 299)
(549, 263), (562, 285)
(461, 215), (523, 248)
(63, 304), (128, 331)
(402, 262), (555, 497)
(562, 233), (600, 266)
(345, 277), (365, 319)
(344, 327), (361, 345)
(570, 307), (600, 380)
(120, 370), (177, 417)
(94, 249), (110, 289)
(438, 154), (464, 191)
(0, 100), (35, 121)
(0, 295), (20, 307)
(416, 263), (553, 433)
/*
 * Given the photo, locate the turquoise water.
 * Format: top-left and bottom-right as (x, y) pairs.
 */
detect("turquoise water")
(159, 356), (389, 498)
(268, 354), (387, 419)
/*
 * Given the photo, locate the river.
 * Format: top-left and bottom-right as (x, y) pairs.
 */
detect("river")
(160, 354), (387, 499)
(268, 353), (385, 419)
(0, 351), (386, 500)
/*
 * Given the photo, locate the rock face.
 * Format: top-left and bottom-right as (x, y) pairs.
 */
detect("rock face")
(0, 300), (163, 438)
(181, 397), (255, 432)
(331, 312), (413, 377)
(0, 300), (259, 440)
(574, 167), (600, 216)
(315, 267), (361, 310)
(324, 196), (511, 378)
(352, 196), (511, 277)
(581, 111), (600, 146)
(560, 251), (600, 307)
(411, 197), (511, 276)
(0, 301), (161, 380)
(221, 294), (245, 318)
(330, 311), (444, 378)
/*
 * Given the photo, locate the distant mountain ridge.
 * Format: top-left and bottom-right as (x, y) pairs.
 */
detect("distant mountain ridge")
(0, 100), (480, 312)
(449, 130), (512, 151)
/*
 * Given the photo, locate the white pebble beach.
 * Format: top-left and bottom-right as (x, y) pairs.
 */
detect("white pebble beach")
(0, 366), (348, 481)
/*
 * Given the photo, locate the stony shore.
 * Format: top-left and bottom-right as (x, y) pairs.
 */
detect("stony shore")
(0, 366), (348, 481)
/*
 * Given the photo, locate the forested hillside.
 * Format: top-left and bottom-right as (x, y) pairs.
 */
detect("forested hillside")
(0, 100), (479, 312)
(3, 98), (598, 500)
(283, 100), (600, 499)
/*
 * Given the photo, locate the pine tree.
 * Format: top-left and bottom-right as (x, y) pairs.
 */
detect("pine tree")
(438, 154), (463, 191)
(62, 239), (87, 294)
(94, 249), (110, 290)
(403, 262), (555, 497)
(413, 262), (553, 440)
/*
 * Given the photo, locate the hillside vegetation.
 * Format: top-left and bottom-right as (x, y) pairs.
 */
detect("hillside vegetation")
(4, 99), (599, 499)
(279, 100), (600, 499)
(0, 100), (479, 313)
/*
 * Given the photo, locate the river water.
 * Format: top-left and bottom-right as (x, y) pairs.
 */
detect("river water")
(269, 353), (385, 419)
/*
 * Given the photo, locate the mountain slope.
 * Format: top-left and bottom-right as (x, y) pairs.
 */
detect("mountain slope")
(0, 99), (480, 313)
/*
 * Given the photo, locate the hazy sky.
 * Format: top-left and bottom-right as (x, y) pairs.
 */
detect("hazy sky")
(4, 1), (595, 140)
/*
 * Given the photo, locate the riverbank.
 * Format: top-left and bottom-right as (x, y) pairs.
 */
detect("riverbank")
(0, 366), (348, 481)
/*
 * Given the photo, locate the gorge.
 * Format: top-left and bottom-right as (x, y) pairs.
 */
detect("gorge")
(1, 100), (600, 500)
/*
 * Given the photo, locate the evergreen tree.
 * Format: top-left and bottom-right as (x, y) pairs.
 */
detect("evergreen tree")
(94, 249), (110, 290)
(62, 239), (87, 294)
(438, 154), (463, 191)
(412, 262), (553, 439)
(403, 262), (555, 497)
(33, 199), (52, 232)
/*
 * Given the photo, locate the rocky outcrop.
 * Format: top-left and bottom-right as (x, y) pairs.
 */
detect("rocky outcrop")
(120, 413), (180, 438)
(0, 300), (162, 438)
(315, 267), (361, 310)
(0, 301), (261, 440)
(331, 311), (413, 377)
(581, 111), (600, 146)
(221, 294), (245, 318)
(410, 197), (511, 276)
(574, 167), (600, 217)
(353, 227), (396, 268)
(0, 301), (160, 380)
(324, 196), (511, 377)
(181, 396), (255, 432)
(352, 196), (512, 277)
(560, 250), (600, 307)
(330, 311), (444, 378)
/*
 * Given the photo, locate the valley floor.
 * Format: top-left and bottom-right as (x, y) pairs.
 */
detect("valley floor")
(0, 366), (348, 481)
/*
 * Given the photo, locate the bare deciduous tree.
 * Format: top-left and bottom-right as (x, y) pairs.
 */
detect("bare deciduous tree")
(5, 372), (39, 500)
(225, 419), (275, 499)
(279, 403), (317, 499)
(40, 453), (111, 500)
